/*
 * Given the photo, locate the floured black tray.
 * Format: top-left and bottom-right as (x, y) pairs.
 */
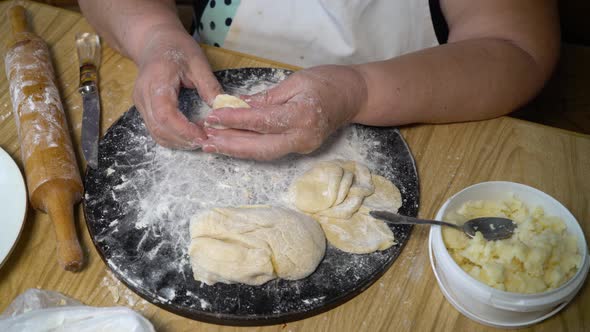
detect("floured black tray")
(84, 68), (419, 326)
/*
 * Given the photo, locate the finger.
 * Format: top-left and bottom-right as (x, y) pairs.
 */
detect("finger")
(186, 52), (223, 105)
(137, 106), (184, 148)
(147, 84), (207, 147)
(205, 127), (261, 139)
(206, 103), (299, 134)
(134, 65), (197, 148)
(243, 76), (299, 107)
(134, 84), (181, 148)
(140, 100), (199, 149)
(203, 131), (298, 161)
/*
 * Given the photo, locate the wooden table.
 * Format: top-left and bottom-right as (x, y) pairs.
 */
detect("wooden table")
(0, 2), (588, 331)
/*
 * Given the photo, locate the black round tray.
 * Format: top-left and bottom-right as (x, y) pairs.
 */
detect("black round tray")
(83, 68), (419, 326)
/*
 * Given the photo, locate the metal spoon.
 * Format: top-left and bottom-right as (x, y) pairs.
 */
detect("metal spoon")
(369, 211), (516, 241)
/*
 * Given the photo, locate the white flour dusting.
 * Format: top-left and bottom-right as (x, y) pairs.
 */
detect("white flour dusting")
(5, 33), (79, 184)
(0, 111), (11, 122)
(124, 126), (383, 263)
(101, 270), (145, 308)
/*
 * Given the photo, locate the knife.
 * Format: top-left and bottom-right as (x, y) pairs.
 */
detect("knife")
(76, 32), (101, 169)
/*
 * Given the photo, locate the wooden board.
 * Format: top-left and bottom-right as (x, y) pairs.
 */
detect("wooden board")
(0, 2), (589, 331)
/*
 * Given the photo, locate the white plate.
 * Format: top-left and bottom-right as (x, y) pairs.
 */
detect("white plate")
(0, 147), (27, 269)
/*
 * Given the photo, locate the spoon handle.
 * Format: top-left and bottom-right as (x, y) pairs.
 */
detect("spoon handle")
(369, 211), (463, 230)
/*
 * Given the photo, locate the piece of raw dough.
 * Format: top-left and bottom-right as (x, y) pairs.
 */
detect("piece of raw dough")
(315, 161), (375, 219)
(362, 174), (402, 213)
(338, 160), (374, 197)
(322, 174), (401, 253)
(289, 161), (344, 213)
(189, 205), (326, 285)
(289, 160), (401, 254)
(317, 212), (396, 254)
(334, 170), (354, 206)
(206, 94), (251, 129)
(212, 94), (250, 109)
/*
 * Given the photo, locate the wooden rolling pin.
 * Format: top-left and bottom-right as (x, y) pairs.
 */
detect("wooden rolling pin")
(4, 5), (84, 271)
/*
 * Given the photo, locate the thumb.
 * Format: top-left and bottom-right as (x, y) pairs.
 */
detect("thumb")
(187, 57), (223, 105)
(244, 75), (299, 106)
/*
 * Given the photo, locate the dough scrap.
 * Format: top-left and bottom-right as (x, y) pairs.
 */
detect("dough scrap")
(289, 161), (344, 213)
(207, 94), (250, 129)
(189, 205), (325, 285)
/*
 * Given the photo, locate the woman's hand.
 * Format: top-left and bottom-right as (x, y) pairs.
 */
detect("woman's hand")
(133, 24), (223, 149)
(202, 65), (368, 160)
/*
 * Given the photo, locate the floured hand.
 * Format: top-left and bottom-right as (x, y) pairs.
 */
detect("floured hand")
(202, 65), (368, 160)
(133, 24), (222, 149)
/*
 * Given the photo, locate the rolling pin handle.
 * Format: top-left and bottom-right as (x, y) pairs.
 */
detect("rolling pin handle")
(8, 5), (28, 36)
(44, 188), (85, 272)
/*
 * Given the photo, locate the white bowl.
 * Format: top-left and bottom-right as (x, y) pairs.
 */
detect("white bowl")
(428, 181), (589, 328)
(0, 147), (27, 270)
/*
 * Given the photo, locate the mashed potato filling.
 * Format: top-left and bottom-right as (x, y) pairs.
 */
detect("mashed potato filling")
(442, 197), (581, 293)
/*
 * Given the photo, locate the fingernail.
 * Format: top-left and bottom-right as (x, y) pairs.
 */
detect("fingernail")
(205, 116), (220, 126)
(205, 128), (216, 138)
(203, 144), (218, 153)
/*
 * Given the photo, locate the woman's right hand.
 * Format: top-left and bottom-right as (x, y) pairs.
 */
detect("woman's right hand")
(133, 24), (222, 149)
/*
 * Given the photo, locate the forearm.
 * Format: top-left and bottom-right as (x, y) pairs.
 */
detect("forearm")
(352, 0), (559, 126)
(78, 0), (184, 62)
(353, 38), (555, 126)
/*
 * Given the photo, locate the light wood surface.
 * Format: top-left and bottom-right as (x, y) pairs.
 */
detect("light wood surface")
(0, 2), (588, 331)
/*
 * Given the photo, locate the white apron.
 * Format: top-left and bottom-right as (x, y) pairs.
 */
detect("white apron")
(215, 0), (438, 67)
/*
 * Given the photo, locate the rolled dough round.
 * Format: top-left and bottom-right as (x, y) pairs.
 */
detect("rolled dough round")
(315, 161), (375, 219)
(362, 174), (402, 213)
(334, 170), (354, 206)
(318, 212), (396, 254)
(189, 205), (326, 285)
(290, 160), (401, 254)
(289, 161), (344, 213)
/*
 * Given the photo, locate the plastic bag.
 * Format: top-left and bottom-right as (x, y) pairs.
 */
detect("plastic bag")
(0, 289), (155, 332)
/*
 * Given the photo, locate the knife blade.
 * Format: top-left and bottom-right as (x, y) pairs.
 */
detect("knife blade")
(76, 32), (101, 169)
(80, 84), (100, 169)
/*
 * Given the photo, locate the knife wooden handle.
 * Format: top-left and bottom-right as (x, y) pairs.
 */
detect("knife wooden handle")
(5, 5), (85, 271)
(76, 32), (101, 88)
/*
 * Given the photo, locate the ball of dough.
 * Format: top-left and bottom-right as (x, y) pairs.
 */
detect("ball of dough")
(206, 94), (251, 129)
(289, 161), (344, 213)
(189, 205), (326, 285)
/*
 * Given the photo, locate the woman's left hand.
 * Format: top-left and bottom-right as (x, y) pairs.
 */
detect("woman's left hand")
(202, 65), (368, 160)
